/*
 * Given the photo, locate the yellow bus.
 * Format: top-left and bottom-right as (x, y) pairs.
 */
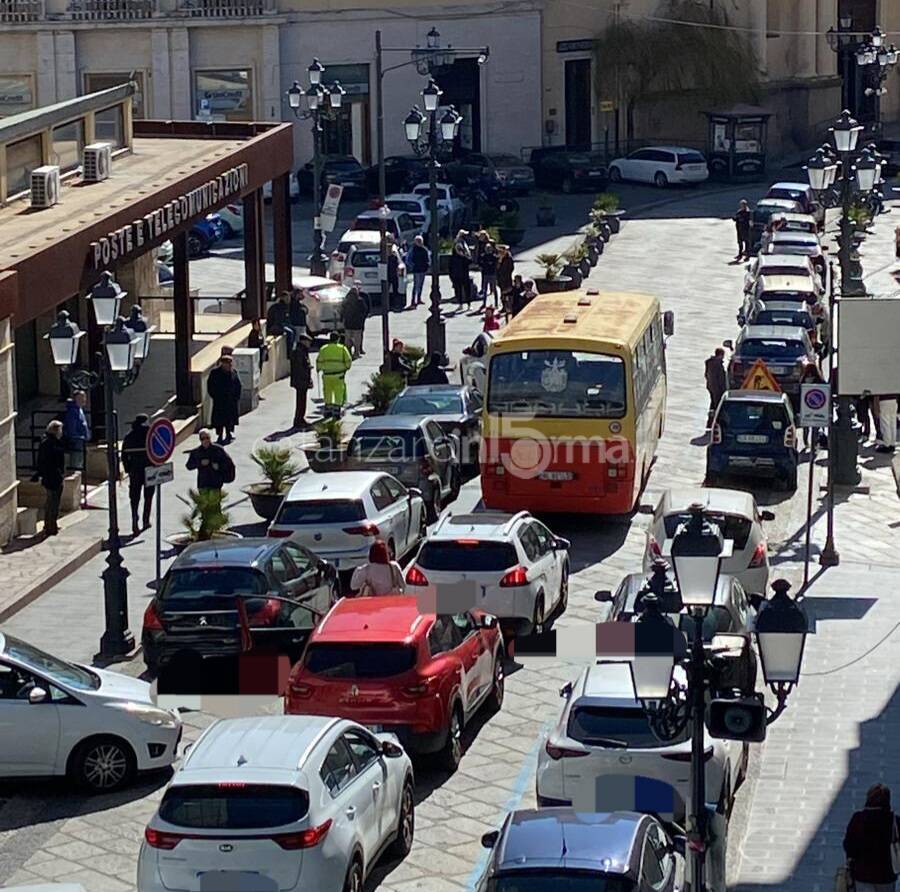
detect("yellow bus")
(480, 289), (670, 514)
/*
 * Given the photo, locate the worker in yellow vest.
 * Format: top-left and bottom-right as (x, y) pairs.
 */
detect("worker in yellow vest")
(316, 331), (353, 418)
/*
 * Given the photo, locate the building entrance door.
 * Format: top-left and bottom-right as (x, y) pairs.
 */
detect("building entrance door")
(565, 58), (592, 149)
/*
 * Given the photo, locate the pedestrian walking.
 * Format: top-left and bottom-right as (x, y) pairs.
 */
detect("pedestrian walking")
(33, 420), (66, 537)
(407, 235), (430, 307)
(733, 199), (752, 260)
(386, 238), (402, 310)
(186, 429), (235, 492)
(449, 231), (472, 307)
(207, 353), (241, 444)
(349, 539), (405, 596)
(842, 783), (900, 892)
(121, 413), (154, 535)
(497, 244), (514, 316)
(704, 347), (728, 426)
(479, 241), (499, 307)
(483, 306), (501, 332)
(317, 331), (352, 418)
(265, 292), (294, 352)
(61, 389), (90, 472)
(876, 395), (898, 454)
(290, 332), (314, 428)
(417, 350), (449, 386)
(341, 285), (368, 359)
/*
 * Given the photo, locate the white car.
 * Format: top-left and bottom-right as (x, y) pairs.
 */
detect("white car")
(459, 330), (493, 393)
(137, 715), (414, 892)
(268, 471), (427, 571)
(412, 182), (466, 232)
(405, 510), (569, 635)
(293, 275), (350, 336)
(740, 273), (823, 325)
(344, 244), (408, 306)
(743, 253), (823, 295)
(385, 193), (442, 235)
(536, 661), (745, 821)
(608, 146), (709, 188)
(0, 633), (181, 792)
(216, 201), (244, 238)
(351, 208), (420, 247)
(642, 487), (774, 594)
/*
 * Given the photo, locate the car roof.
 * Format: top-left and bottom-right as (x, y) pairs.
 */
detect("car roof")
(770, 181), (811, 191)
(756, 254), (813, 268)
(757, 274), (817, 291)
(495, 808), (644, 875)
(398, 384), (466, 396)
(177, 715), (339, 782)
(756, 198), (801, 208)
(770, 230), (819, 243)
(431, 510), (525, 539)
(338, 230), (382, 244)
(741, 324), (807, 340)
(659, 486), (755, 517)
(722, 389), (791, 404)
(769, 212), (816, 223)
(614, 571), (738, 617)
(355, 415), (425, 432)
(636, 144), (697, 152)
(285, 471), (384, 501)
(581, 660), (639, 700)
(356, 209), (409, 220)
(172, 538), (280, 568)
(314, 596), (431, 642)
(385, 193), (426, 203)
(294, 275), (340, 289)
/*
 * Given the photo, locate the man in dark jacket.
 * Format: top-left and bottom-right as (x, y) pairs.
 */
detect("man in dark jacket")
(449, 232), (472, 307)
(496, 244), (514, 316)
(843, 783), (900, 890)
(508, 274), (527, 317)
(733, 199), (752, 261)
(407, 235), (430, 307)
(121, 414), (154, 535)
(342, 286), (368, 359)
(388, 339), (413, 378)
(207, 354), (241, 444)
(705, 347), (728, 426)
(417, 351), (449, 386)
(290, 332), (314, 428)
(34, 420), (66, 537)
(186, 429), (235, 492)
(266, 292), (294, 352)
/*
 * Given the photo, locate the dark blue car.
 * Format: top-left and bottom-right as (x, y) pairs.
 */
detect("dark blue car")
(188, 213), (225, 257)
(707, 390), (799, 491)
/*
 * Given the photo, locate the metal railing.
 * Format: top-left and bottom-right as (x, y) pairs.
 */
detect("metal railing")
(66, 0), (155, 19)
(177, 0), (272, 16)
(0, 0), (43, 21)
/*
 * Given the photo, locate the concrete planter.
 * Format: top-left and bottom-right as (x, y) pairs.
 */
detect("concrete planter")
(242, 483), (287, 522)
(534, 275), (576, 294)
(303, 445), (349, 473)
(561, 264), (583, 288)
(166, 530), (242, 555)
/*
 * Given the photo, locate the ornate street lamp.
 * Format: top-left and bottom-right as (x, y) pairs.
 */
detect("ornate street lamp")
(44, 310), (84, 368)
(307, 57), (324, 86)
(665, 504), (732, 608)
(754, 580), (809, 687)
(831, 109), (863, 152)
(422, 79), (442, 112)
(328, 81), (346, 109)
(630, 594), (688, 701)
(404, 106), (425, 144)
(124, 304), (155, 362)
(287, 81), (303, 111)
(86, 270), (125, 327)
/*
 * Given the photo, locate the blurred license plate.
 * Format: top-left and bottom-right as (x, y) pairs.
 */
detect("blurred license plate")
(767, 366), (786, 375)
(539, 471), (574, 481)
(737, 434), (768, 444)
(589, 169), (604, 175)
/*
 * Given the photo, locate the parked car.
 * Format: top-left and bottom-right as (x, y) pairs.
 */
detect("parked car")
(330, 229), (383, 281)
(750, 198), (803, 251)
(608, 146), (709, 187)
(459, 330), (493, 393)
(726, 323), (818, 404)
(707, 390), (799, 490)
(0, 632), (181, 792)
(384, 193), (441, 234)
(762, 233), (828, 279)
(141, 538), (339, 673)
(739, 273), (822, 325)
(293, 275), (351, 336)
(285, 597), (504, 769)
(446, 152), (536, 193)
(386, 384), (482, 468)
(188, 213), (225, 257)
(262, 175), (300, 202)
(365, 155), (430, 195)
(476, 808), (685, 892)
(765, 181), (825, 229)
(216, 202), (244, 237)
(536, 660), (744, 821)
(268, 471), (427, 571)
(342, 244), (408, 309)
(297, 155), (367, 197)
(743, 253), (823, 295)
(411, 182), (466, 232)
(156, 260), (173, 286)
(642, 487), (774, 594)
(747, 301), (816, 334)
(137, 715), (415, 892)
(405, 510), (570, 637)
(530, 147), (609, 192)
(351, 209), (420, 248)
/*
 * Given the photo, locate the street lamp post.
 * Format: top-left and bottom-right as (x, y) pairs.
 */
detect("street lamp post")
(287, 62), (346, 278)
(44, 272), (153, 659)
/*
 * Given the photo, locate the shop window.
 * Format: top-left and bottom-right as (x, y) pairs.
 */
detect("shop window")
(51, 119), (85, 172)
(194, 69), (253, 122)
(94, 105), (125, 148)
(84, 72), (145, 118)
(6, 134), (43, 197)
(0, 75), (34, 118)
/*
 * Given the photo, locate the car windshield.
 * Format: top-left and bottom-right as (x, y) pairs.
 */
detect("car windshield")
(568, 704), (688, 747)
(276, 499), (365, 525)
(738, 338), (806, 359)
(678, 151), (706, 164)
(417, 540), (518, 571)
(719, 401), (789, 431)
(161, 568), (268, 599)
(2, 635), (100, 690)
(387, 200), (421, 213)
(769, 188), (807, 203)
(755, 311), (812, 328)
(350, 430), (427, 460)
(159, 784), (310, 829)
(350, 251), (380, 268)
(389, 393), (464, 415)
(309, 284), (347, 302)
(758, 266), (811, 278)
(487, 350), (626, 418)
(664, 511), (752, 549)
(758, 291), (813, 304)
(490, 874), (635, 892)
(303, 643), (417, 678)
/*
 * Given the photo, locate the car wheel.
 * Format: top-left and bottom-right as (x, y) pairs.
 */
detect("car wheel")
(389, 780), (415, 858)
(609, 166), (622, 183)
(654, 171), (669, 188)
(558, 565), (569, 614)
(562, 176), (574, 194)
(343, 856), (364, 892)
(486, 652), (505, 712)
(532, 594), (545, 635)
(449, 468), (461, 502)
(439, 702), (464, 772)
(69, 736), (136, 793)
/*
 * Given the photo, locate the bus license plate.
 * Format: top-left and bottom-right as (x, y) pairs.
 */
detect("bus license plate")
(539, 471), (574, 481)
(737, 434), (768, 444)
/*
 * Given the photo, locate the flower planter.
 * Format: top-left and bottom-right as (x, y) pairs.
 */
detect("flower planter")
(607, 212), (623, 234)
(536, 207), (556, 227)
(165, 530), (242, 555)
(242, 483), (287, 522)
(498, 227), (526, 247)
(587, 245), (599, 266)
(534, 275), (576, 294)
(579, 257), (592, 277)
(303, 445), (349, 473)
(561, 264), (583, 288)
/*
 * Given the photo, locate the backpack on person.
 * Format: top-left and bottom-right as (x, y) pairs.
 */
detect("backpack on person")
(222, 453), (236, 484)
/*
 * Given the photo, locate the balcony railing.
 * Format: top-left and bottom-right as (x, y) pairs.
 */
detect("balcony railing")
(0, 0), (43, 21)
(66, 0), (154, 19)
(177, 0), (273, 16)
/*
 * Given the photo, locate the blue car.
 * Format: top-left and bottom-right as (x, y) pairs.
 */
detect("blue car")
(707, 390), (799, 491)
(477, 808), (685, 891)
(187, 213), (225, 257)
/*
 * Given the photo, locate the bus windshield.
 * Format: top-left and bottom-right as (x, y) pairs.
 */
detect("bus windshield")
(487, 350), (626, 418)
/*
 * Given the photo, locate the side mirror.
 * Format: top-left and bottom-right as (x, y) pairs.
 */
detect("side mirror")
(553, 537), (571, 551)
(380, 739), (404, 758)
(559, 681), (574, 698)
(670, 835), (687, 857)
(407, 487), (423, 499)
(723, 339), (734, 350)
(748, 592), (765, 611)
(760, 509), (775, 521)
(28, 686), (49, 705)
(594, 590), (613, 603)
(481, 830), (500, 849)
(663, 310), (675, 337)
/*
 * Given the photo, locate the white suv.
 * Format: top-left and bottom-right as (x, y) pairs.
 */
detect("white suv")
(405, 511), (570, 636)
(608, 146), (709, 187)
(536, 661), (745, 821)
(137, 715), (415, 892)
(344, 244), (408, 307)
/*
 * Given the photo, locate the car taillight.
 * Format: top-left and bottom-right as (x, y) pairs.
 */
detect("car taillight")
(273, 820), (332, 850)
(499, 566), (528, 587)
(343, 522), (380, 536)
(748, 541), (767, 568)
(289, 680), (313, 699)
(544, 741), (589, 760)
(662, 746), (714, 762)
(144, 827), (183, 850)
(403, 676), (438, 698)
(784, 426), (796, 448)
(648, 537), (662, 558)
(711, 423), (723, 445)
(406, 565), (429, 586)
(143, 601), (162, 632)
(267, 528), (291, 538)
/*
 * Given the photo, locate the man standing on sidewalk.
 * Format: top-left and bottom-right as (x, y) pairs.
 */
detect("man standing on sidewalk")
(317, 332), (352, 418)
(34, 420), (66, 537)
(341, 285), (368, 359)
(290, 332), (314, 429)
(121, 414), (154, 535)
(207, 354), (241, 444)
(61, 390), (90, 472)
(407, 235), (430, 307)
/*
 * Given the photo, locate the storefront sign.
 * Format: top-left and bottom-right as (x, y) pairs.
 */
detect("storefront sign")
(556, 39), (595, 53)
(89, 163), (249, 269)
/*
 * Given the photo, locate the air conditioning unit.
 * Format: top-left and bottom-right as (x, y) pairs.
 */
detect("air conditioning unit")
(82, 142), (112, 183)
(30, 165), (61, 209)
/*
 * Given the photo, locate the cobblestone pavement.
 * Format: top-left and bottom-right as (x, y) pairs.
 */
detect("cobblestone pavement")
(1, 182), (897, 891)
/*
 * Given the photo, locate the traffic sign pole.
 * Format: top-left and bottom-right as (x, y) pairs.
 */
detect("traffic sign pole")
(156, 482), (162, 591)
(145, 420), (176, 590)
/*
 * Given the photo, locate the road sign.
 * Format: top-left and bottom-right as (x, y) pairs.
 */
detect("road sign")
(799, 383), (830, 427)
(145, 462), (174, 487)
(740, 358), (782, 393)
(320, 184), (344, 233)
(146, 418), (176, 466)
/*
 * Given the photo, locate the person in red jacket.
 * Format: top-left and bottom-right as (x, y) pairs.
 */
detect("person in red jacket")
(843, 784), (900, 891)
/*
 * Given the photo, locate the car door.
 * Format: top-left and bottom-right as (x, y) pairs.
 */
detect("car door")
(531, 521), (562, 610)
(522, 521), (556, 607)
(450, 612), (492, 711)
(344, 729), (393, 849)
(426, 420), (454, 493)
(282, 541), (333, 627)
(382, 475), (415, 554)
(640, 821), (678, 891)
(0, 661), (62, 774)
(369, 478), (400, 550)
(428, 616), (470, 713)
(319, 737), (377, 864)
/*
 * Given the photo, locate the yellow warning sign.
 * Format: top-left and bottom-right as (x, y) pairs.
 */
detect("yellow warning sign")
(741, 358), (782, 393)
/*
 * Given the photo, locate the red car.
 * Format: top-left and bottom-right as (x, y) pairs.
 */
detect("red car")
(284, 597), (504, 771)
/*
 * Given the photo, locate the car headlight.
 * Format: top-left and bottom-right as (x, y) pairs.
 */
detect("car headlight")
(108, 701), (179, 729)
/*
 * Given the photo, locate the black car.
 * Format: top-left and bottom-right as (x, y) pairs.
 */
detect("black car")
(297, 155), (367, 198)
(530, 147), (609, 192)
(364, 155), (430, 195)
(445, 152), (536, 193)
(141, 538), (339, 675)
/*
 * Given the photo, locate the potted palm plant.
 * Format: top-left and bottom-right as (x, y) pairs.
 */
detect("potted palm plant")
(593, 192), (623, 234)
(243, 444), (302, 521)
(304, 418), (348, 472)
(167, 488), (241, 552)
(534, 252), (576, 293)
(567, 242), (592, 278)
(364, 370), (406, 413)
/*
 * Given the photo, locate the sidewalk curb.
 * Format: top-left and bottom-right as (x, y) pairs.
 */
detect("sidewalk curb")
(0, 536), (103, 624)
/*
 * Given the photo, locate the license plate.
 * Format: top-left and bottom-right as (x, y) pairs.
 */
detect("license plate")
(589, 169), (604, 175)
(737, 434), (769, 444)
(767, 366), (786, 375)
(539, 471), (575, 481)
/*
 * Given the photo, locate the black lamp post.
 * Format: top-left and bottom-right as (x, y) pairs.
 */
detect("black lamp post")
(44, 272), (153, 659)
(405, 84), (462, 360)
(286, 61), (346, 278)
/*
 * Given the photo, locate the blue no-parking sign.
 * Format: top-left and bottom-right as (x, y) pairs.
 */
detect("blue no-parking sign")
(800, 383), (830, 428)
(146, 418), (176, 466)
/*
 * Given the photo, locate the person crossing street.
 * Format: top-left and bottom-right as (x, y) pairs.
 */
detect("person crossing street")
(317, 331), (352, 418)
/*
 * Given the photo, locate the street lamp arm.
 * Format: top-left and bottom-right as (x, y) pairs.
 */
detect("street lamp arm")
(765, 681), (794, 725)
